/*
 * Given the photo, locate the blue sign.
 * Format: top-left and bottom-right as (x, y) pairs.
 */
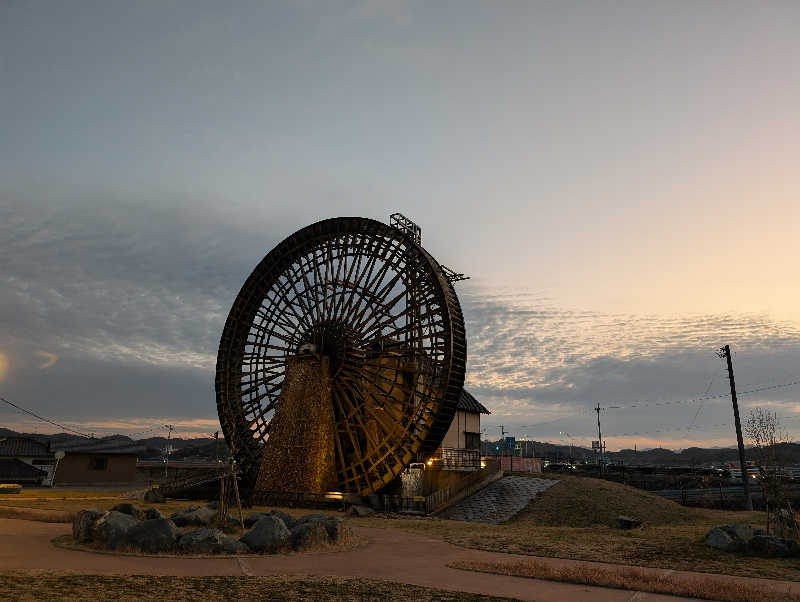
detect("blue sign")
(504, 436), (516, 449)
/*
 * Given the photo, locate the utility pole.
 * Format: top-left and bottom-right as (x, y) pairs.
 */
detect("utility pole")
(163, 424), (174, 479)
(498, 425), (510, 471)
(719, 345), (753, 511)
(595, 404), (604, 474)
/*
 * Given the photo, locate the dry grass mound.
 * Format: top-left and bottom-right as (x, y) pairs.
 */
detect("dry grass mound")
(0, 574), (513, 601)
(513, 474), (699, 527)
(0, 506), (73, 523)
(450, 558), (800, 602)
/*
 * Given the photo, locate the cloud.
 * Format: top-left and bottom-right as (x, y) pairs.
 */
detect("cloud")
(1, 196), (798, 449)
(460, 288), (800, 447)
(35, 351), (57, 369)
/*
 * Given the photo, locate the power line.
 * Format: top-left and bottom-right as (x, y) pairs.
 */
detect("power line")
(0, 396), (91, 438)
(602, 378), (800, 411)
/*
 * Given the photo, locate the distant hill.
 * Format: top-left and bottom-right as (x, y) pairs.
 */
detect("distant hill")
(483, 438), (800, 467)
(0, 429), (228, 460)
(5, 428), (800, 466)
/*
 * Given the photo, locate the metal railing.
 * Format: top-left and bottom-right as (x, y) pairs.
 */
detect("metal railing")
(429, 447), (481, 469)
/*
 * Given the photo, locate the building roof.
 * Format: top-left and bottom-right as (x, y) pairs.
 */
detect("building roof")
(0, 458), (45, 479)
(457, 389), (491, 414)
(0, 437), (52, 458)
(51, 435), (146, 456)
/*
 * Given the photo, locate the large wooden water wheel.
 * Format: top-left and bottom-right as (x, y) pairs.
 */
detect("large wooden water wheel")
(215, 216), (466, 495)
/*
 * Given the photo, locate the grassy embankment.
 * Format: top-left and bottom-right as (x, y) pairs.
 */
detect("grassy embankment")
(349, 474), (800, 581)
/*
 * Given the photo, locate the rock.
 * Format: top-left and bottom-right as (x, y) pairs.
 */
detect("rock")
(296, 513), (334, 524)
(125, 518), (178, 553)
(290, 522), (329, 551)
(111, 503), (145, 521)
(243, 510), (295, 529)
(720, 523), (764, 544)
(243, 512), (270, 528)
(171, 504), (217, 527)
(705, 527), (741, 552)
(750, 535), (792, 558)
(268, 509), (297, 529)
(143, 507), (164, 520)
(143, 488), (165, 503)
(72, 509), (103, 543)
(320, 518), (347, 543)
(178, 528), (227, 554)
(348, 505), (374, 517)
(295, 513), (345, 542)
(221, 535), (250, 554)
(93, 511), (140, 549)
(239, 516), (291, 553)
(614, 516), (642, 530)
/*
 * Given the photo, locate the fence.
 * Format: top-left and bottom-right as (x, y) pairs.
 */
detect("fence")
(500, 456), (542, 473)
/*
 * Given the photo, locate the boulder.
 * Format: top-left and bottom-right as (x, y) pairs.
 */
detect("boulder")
(221, 535), (250, 554)
(171, 504), (217, 527)
(178, 528), (227, 554)
(720, 524), (764, 544)
(614, 516), (641, 530)
(348, 505), (375, 517)
(111, 503), (145, 521)
(243, 512), (271, 528)
(143, 507), (164, 520)
(750, 535), (792, 558)
(290, 521), (329, 551)
(296, 513), (334, 524)
(318, 517), (348, 543)
(124, 518), (178, 553)
(72, 509), (103, 543)
(93, 511), (140, 549)
(705, 527), (740, 552)
(268, 509), (297, 529)
(239, 516), (291, 553)
(143, 488), (165, 503)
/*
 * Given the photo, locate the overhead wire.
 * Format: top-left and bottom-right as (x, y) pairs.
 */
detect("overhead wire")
(0, 395), (92, 438)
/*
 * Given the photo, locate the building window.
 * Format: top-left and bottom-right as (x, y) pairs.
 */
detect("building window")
(464, 432), (481, 450)
(88, 457), (108, 471)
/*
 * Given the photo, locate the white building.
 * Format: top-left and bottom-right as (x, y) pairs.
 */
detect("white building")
(435, 389), (490, 469)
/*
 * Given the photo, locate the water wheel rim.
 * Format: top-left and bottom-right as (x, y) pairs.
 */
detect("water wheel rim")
(215, 216), (466, 494)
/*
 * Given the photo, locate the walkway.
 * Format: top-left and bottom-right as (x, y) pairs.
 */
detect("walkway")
(0, 517), (721, 601)
(439, 476), (557, 523)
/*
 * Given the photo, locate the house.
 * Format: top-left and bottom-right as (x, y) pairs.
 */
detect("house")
(51, 435), (145, 486)
(433, 389), (490, 470)
(0, 437), (55, 485)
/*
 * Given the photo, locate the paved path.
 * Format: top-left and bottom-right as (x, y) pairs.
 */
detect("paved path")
(439, 476), (557, 523)
(0, 517), (727, 601)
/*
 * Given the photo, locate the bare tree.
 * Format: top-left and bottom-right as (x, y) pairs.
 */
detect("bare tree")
(744, 408), (797, 538)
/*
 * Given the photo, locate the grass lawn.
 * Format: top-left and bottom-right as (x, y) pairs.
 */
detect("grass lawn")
(0, 488), (323, 522)
(0, 574), (513, 601)
(349, 474), (800, 581)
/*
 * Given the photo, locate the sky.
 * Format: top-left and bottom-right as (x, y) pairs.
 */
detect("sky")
(1, 1), (799, 450)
